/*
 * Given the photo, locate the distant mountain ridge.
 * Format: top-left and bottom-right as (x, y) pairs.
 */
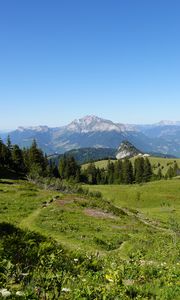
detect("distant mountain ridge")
(49, 147), (117, 165)
(2, 115), (180, 157)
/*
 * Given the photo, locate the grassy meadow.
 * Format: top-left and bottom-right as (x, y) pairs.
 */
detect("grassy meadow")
(87, 179), (180, 223)
(82, 156), (180, 175)
(0, 178), (180, 299)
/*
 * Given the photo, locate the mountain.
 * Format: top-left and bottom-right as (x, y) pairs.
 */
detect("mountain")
(0, 131), (8, 140)
(156, 120), (180, 126)
(66, 115), (136, 133)
(136, 121), (180, 156)
(49, 147), (117, 165)
(5, 115), (180, 157)
(7, 116), (152, 155)
(116, 141), (142, 159)
(7, 126), (56, 154)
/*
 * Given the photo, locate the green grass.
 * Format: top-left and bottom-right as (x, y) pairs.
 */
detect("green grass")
(0, 179), (59, 225)
(82, 156), (180, 175)
(0, 178), (180, 260)
(132, 156), (180, 175)
(32, 195), (147, 253)
(86, 178), (180, 223)
(1, 178), (180, 298)
(0, 180), (146, 253)
(82, 159), (114, 170)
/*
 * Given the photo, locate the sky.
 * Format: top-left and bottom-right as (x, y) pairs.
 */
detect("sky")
(0, 0), (180, 130)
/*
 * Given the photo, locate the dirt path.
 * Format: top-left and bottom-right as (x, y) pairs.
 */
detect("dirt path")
(84, 208), (117, 219)
(20, 208), (42, 229)
(19, 192), (176, 239)
(118, 206), (175, 235)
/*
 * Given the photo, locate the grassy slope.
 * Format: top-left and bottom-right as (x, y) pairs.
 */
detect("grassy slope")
(86, 179), (180, 223)
(82, 159), (114, 170)
(82, 156), (180, 175)
(0, 178), (180, 262)
(1, 179), (180, 298)
(0, 179), (145, 254)
(0, 180), (58, 225)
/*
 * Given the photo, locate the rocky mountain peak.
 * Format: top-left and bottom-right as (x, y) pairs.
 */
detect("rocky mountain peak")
(67, 115), (136, 133)
(116, 141), (142, 159)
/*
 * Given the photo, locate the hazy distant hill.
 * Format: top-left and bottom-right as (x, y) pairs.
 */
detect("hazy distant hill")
(0, 131), (8, 140)
(4, 116), (180, 157)
(136, 121), (180, 157)
(49, 147), (117, 165)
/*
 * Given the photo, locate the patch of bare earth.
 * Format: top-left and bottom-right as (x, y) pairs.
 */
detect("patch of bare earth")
(84, 208), (117, 219)
(57, 196), (87, 206)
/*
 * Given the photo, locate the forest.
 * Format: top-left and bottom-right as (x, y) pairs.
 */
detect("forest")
(0, 138), (179, 186)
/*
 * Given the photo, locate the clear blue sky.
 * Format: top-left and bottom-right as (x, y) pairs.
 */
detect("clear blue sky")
(1, 0), (180, 129)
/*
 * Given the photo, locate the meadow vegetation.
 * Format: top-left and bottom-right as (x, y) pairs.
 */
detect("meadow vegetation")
(0, 178), (180, 299)
(82, 156), (180, 176)
(0, 139), (180, 299)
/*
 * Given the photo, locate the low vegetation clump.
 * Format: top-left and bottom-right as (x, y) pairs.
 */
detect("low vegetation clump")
(0, 222), (180, 299)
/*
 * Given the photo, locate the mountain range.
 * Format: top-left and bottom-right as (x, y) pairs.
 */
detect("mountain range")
(2, 115), (180, 157)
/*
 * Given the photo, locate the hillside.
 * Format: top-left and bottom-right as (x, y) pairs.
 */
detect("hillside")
(82, 156), (180, 175)
(0, 179), (180, 299)
(49, 147), (117, 165)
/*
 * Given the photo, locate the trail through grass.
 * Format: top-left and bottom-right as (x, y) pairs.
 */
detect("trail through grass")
(1, 179), (180, 299)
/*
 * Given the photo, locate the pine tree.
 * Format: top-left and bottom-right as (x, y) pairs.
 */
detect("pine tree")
(59, 155), (66, 179)
(27, 139), (49, 177)
(107, 160), (114, 184)
(58, 155), (80, 181)
(173, 161), (179, 177)
(123, 158), (134, 184)
(143, 158), (152, 182)
(157, 168), (162, 180)
(6, 135), (13, 167)
(166, 166), (174, 179)
(11, 144), (25, 173)
(114, 160), (123, 183)
(134, 157), (144, 183)
(85, 162), (97, 184)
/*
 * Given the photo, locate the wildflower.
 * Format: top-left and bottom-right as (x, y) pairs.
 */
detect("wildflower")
(16, 291), (25, 296)
(123, 279), (134, 286)
(62, 288), (71, 292)
(0, 288), (11, 297)
(21, 273), (29, 276)
(105, 274), (114, 282)
(74, 258), (78, 263)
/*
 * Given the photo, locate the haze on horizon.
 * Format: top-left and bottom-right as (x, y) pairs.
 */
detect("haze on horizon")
(1, 0), (180, 130)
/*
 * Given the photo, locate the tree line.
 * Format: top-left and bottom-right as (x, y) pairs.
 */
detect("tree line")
(0, 137), (179, 183)
(0, 137), (57, 179)
(57, 156), (179, 184)
(78, 157), (152, 184)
